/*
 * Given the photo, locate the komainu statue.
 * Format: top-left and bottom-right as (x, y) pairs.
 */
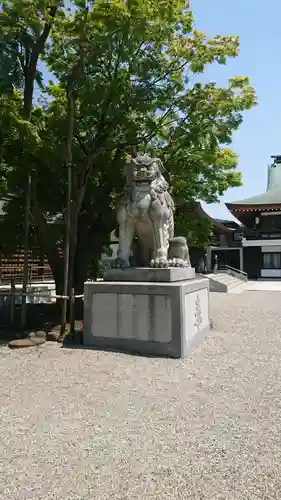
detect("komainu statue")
(112, 154), (191, 269)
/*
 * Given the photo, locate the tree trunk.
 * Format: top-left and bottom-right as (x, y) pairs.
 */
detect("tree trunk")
(31, 187), (63, 296)
(73, 248), (89, 320)
(21, 7), (58, 325)
(73, 223), (91, 293)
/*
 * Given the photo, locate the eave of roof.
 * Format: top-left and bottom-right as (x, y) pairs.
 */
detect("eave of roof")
(226, 204), (281, 213)
(193, 203), (233, 233)
(226, 187), (281, 210)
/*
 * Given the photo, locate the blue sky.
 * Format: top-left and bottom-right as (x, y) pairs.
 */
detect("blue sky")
(193, 0), (281, 220)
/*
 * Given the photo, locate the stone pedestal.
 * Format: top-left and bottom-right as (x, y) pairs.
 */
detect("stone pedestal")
(83, 268), (210, 358)
(104, 266), (195, 282)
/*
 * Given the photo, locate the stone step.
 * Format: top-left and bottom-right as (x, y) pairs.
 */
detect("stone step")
(216, 278), (242, 287)
(214, 274), (244, 283)
(207, 273), (247, 294)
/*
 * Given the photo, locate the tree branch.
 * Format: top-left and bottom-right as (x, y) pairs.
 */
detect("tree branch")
(23, 6), (58, 119)
(73, 134), (89, 155)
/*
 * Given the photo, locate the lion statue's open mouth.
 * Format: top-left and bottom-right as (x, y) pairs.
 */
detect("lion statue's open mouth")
(134, 178), (153, 185)
(112, 153), (191, 269)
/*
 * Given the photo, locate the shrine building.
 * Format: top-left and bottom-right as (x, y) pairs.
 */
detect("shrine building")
(226, 155), (281, 279)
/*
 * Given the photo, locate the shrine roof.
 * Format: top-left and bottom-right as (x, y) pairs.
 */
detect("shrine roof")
(227, 156), (281, 211)
(193, 203), (234, 232)
(226, 189), (281, 210)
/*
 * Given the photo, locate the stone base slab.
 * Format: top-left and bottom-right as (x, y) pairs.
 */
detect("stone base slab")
(83, 277), (210, 358)
(8, 337), (46, 349)
(103, 266), (195, 282)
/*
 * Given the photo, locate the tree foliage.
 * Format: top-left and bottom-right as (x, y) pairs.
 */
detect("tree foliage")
(0, 0), (257, 291)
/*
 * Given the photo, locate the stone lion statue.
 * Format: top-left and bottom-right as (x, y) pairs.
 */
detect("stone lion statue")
(112, 154), (191, 269)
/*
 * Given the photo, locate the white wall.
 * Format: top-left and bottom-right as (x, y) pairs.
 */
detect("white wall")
(242, 238), (281, 247)
(261, 245), (281, 252)
(261, 269), (281, 278)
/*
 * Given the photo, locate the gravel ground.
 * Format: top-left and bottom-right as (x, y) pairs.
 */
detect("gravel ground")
(1, 291), (281, 500)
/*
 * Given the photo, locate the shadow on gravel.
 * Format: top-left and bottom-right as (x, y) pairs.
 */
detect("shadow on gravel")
(62, 318), (215, 359)
(62, 339), (176, 359)
(0, 303), (82, 346)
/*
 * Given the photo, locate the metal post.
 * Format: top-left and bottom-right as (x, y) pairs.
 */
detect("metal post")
(69, 287), (75, 336)
(10, 279), (15, 325)
(60, 162), (72, 337)
(239, 247), (244, 271)
(21, 173), (32, 329)
(206, 246), (212, 272)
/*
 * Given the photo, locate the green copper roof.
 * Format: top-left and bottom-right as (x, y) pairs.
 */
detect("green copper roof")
(227, 188), (281, 207)
(227, 161), (281, 207)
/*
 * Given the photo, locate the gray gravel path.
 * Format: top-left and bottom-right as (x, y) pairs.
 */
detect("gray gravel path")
(1, 291), (281, 499)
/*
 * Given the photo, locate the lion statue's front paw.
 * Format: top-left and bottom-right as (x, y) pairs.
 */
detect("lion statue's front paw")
(150, 258), (169, 268)
(111, 257), (130, 269)
(168, 258), (188, 268)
